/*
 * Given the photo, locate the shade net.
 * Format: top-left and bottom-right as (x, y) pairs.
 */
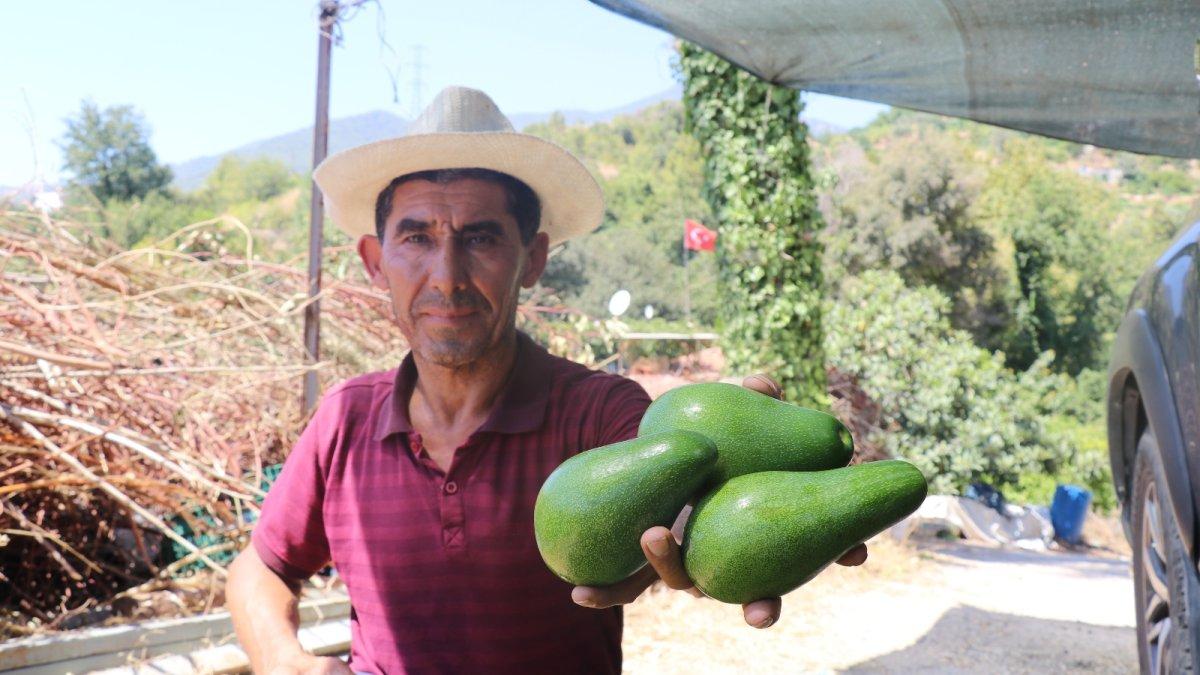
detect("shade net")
(592, 0), (1200, 158)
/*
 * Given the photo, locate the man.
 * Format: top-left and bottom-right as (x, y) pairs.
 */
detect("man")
(227, 87), (866, 674)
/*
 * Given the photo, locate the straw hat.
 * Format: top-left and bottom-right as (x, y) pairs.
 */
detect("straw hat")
(313, 86), (604, 247)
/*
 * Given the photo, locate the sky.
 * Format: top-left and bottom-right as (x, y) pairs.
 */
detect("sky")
(1, 0), (887, 188)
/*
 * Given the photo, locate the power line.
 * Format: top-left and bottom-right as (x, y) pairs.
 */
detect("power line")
(18, 88), (43, 188)
(409, 45), (427, 120)
(371, 0), (402, 104)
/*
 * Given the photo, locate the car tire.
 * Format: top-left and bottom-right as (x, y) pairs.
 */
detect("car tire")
(1131, 428), (1198, 674)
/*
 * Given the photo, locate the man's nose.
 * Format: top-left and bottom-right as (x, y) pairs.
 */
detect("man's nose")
(427, 236), (469, 293)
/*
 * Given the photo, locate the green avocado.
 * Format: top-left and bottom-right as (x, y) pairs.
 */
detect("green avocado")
(682, 460), (928, 604)
(638, 382), (854, 487)
(534, 430), (718, 587)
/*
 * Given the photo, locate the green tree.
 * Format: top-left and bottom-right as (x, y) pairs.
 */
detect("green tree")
(819, 129), (1008, 345)
(203, 156), (297, 207)
(528, 102), (718, 323)
(95, 192), (215, 250)
(541, 225), (708, 321)
(677, 43), (826, 406)
(60, 100), (172, 202)
(975, 142), (1119, 374)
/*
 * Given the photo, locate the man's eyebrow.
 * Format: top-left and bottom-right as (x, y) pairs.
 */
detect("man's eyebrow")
(394, 219), (430, 235)
(460, 221), (506, 236)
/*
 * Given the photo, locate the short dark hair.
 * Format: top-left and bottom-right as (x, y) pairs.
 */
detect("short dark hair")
(374, 168), (541, 245)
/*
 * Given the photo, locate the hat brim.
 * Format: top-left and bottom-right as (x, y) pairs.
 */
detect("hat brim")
(313, 132), (604, 248)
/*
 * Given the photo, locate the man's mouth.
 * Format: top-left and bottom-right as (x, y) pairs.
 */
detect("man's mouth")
(420, 309), (479, 322)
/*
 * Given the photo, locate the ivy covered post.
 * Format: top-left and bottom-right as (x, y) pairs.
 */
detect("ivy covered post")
(676, 42), (827, 407)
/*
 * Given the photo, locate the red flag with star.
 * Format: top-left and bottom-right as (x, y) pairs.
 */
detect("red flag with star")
(684, 219), (717, 252)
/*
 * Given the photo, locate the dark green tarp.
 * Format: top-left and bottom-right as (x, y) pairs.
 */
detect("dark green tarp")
(592, 0), (1200, 158)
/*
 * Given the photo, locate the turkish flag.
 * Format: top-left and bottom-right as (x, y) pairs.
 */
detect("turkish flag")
(684, 219), (717, 252)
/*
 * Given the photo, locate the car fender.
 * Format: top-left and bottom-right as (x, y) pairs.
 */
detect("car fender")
(1109, 308), (1196, 559)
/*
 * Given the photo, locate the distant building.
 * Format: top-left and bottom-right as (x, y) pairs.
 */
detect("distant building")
(1076, 164), (1125, 184)
(34, 189), (63, 213)
(1075, 147), (1125, 184)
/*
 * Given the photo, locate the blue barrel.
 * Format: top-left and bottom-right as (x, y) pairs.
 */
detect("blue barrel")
(1050, 484), (1092, 544)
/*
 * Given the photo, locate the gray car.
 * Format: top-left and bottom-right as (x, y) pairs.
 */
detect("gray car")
(1108, 217), (1200, 673)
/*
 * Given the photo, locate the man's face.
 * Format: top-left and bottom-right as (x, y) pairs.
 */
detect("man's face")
(358, 177), (549, 368)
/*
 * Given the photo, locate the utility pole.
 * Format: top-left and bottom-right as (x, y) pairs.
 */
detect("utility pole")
(303, 0), (339, 414)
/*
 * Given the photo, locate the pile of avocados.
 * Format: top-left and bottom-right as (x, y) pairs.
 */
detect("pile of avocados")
(533, 382), (929, 605)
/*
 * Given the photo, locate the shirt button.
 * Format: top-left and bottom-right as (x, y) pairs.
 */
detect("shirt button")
(444, 481), (458, 495)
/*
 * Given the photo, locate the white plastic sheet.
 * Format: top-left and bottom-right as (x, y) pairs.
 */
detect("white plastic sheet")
(890, 495), (1055, 550)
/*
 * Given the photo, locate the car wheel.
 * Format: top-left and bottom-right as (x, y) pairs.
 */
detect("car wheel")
(1132, 428), (1197, 674)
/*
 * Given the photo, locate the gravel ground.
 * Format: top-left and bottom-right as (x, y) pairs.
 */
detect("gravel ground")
(622, 539), (1137, 674)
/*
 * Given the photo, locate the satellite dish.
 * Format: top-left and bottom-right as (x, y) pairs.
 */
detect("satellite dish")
(608, 289), (631, 317)
(643, 304), (655, 320)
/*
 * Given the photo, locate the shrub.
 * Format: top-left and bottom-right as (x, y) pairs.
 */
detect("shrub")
(825, 270), (1072, 494)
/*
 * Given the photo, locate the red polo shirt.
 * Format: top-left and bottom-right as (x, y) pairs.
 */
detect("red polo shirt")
(252, 331), (651, 674)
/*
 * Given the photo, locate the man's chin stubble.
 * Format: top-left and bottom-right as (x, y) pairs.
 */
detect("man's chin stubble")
(422, 342), (483, 368)
(412, 326), (492, 368)
(403, 309), (516, 369)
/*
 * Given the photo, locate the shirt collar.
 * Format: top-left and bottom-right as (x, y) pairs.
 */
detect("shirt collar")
(373, 330), (553, 441)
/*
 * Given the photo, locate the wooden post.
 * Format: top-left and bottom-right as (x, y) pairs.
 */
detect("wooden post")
(303, 1), (338, 414)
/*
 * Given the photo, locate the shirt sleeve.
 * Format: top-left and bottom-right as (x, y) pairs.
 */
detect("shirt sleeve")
(251, 398), (334, 581)
(595, 376), (653, 447)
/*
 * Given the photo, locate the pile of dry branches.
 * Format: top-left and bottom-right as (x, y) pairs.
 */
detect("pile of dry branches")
(827, 365), (889, 464)
(0, 210), (413, 636)
(0, 206), (619, 637)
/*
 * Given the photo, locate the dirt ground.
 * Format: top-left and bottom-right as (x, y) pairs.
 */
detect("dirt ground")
(622, 537), (1137, 674)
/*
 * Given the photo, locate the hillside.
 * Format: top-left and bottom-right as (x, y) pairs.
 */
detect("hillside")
(166, 91), (690, 190)
(170, 110), (410, 190)
(169, 86), (845, 190)
(159, 98), (1199, 335)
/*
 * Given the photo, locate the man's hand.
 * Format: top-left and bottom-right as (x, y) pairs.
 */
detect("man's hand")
(265, 651), (353, 675)
(571, 374), (870, 629)
(228, 548), (352, 674)
(266, 654), (352, 675)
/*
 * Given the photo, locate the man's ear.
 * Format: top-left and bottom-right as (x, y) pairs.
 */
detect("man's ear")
(357, 234), (389, 291)
(520, 232), (550, 289)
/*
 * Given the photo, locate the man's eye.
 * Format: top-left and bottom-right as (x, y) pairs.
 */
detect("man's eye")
(466, 234), (495, 246)
(404, 233), (430, 244)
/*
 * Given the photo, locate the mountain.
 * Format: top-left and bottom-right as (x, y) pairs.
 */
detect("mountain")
(507, 86), (684, 129)
(170, 87), (844, 190)
(170, 110), (409, 190)
(804, 118), (845, 138)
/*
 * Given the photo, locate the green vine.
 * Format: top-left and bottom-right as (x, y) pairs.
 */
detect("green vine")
(676, 43), (827, 406)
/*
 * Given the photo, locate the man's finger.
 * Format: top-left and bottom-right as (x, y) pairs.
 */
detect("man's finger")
(640, 526), (697, 593)
(571, 564), (657, 609)
(741, 373), (783, 399)
(836, 543), (869, 566)
(742, 596), (782, 629)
